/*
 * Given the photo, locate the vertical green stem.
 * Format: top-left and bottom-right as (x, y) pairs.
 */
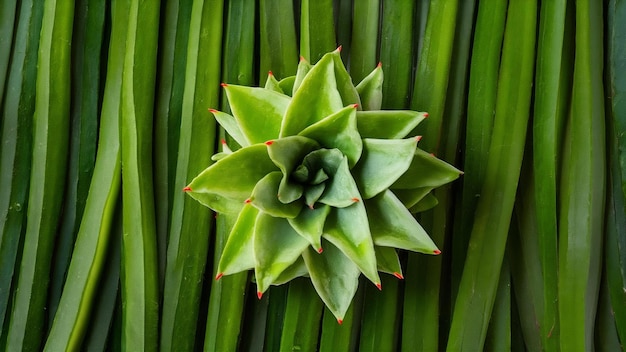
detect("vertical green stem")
(349, 0), (379, 84)
(258, 0), (298, 82)
(300, 0), (336, 63)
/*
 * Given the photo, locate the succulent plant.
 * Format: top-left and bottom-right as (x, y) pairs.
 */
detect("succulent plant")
(184, 48), (461, 322)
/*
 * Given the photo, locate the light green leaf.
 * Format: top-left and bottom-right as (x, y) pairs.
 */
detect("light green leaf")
(254, 213), (310, 294)
(281, 53), (343, 136)
(216, 203), (259, 276)
(409, 192), (439, 213)
(210, 109), (250, 147)
(331, 49), (362, 107)
(264, 72), (284, 93)
(279, 76), (296, 96)
(366, 190), (439, 254)
(319, 155), (362, 208)
(250, 171), (303, 218)
(288, 204), (331, 251)
(356, 111), (427, 139)
(375, 246), (403, 277)
(393, 187), (433, 209)
(293, 56), (312, 94)
(272, 257), (309, 285)
(303, 241), (360, 321)
(186, 144), (278, 213)
(299, 104), (363, 167)
(323, 203), (380, 286)
(392, 148), (462, 189)
(223, 84), (291, 143)
(356, 63), (383, 111)
(352, 138), (419, 199)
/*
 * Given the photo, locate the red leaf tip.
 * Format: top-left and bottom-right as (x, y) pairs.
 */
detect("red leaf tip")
(268, 70), (273, 76)
(220, 82), (228, 87)
(183, 186), (192, 192)
(433, 249), (441, 255)
(208, 108), (218, 113)
(221, 139), (227, 145)
(244, 198), (252, 204)
(351, 197), (360, 203)
(393, 272), (404, 280)
(265, 140), (274, 146)
(415, 136), (423, 142)
(337, 45), (343, 52)
(376, 283), (382, 291)
(300, 56), (306, 62)
(423, 112), (429, 118)
(377, 62), (383, 68)
(215, 273), (223, 280)
(351, 104), (359, 109)
(337, 318), (343, 325)
(257, 291), (263, 299)
(317, 247), (323, 254)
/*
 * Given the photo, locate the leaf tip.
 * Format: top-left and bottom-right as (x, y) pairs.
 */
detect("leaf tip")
(377, 61), (382, 68)
(245, 198), (252, 204)
(393, 272), (404, 280)
(351, 103), (358, 109)
(317, 247), (323, 254)
(268, 70), (273, 76)
(265, 140), (274, 146)
(257, 291), (263, 299)
(220, 82), (228, 87)
(415, 135), (422, 142)
(423, 112), (429, 118)
(337, 45), (343, 52)
(351, 197), (360, 203)
(433, 249), (441, 255)
(183, 186), (192, 192)
(208, 108), (218, 114)
(376, 283), (382, 291)
(337, 318), (343, 325)
(215, 273), (223, 280)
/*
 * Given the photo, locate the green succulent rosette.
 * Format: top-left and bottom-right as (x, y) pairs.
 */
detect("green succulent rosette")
(184, 49), (461, 322)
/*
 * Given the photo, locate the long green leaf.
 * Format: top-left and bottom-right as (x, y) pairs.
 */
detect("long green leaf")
(258, 0), (298, 82)
(0, 0), (17, 107)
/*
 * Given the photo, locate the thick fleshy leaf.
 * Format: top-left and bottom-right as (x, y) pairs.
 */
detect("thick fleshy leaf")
(302, 241), (361, 321)
(254, 213), (310, 294)
(352, 138), (418, 199)
(356, 111), (427, 139)
(375, 246), (403, 277)
(272, 257), (309, 285)
(186, 144), (279, 213)
(355, 64), (383, 111)
(365, 190), (438, 254)
(250, 172), (303, 218)
(323, 203), (380, 286)
(210, 110), (250, 147)
(409, 192), (439, 213)
(304, 183), (326, 207)
(223, 84), (290, 143)
(280, 53), (343, 137)
(293, 57), (312, 95)
(318, 155), (362, 208)
(288, 204), (331, 251)
(299, 104), (363, 167)
(392, 147), (463, 189)
(331, 49), (362, 107)
(279, 76), (296, 96)
(216, 204), (259, 276)
(266, 135), (320, 203)
(392, 187), (433, 209)
(264, 72), (284, 94)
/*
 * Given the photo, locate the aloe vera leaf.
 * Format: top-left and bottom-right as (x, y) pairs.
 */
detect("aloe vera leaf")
(0, 0), (43, 335)
(258, 0), (297, 82)
(278, 278), (324, 352)
(379, 0), (414, 109)
(186, 144), (278, 214)
(447, 0), (537, 349)
(323, 203), (380, 287)
(48, 0), (105, 323)
(119, 0), (160, 350)
(350, 0), (379, 84)
(223, 85), (290, 143)
(42, 1), (125, 349)
(352, 138), (418, 199)
(356, 111), (426, 140)
(558, 0), (606, 349)
(299, 0), (336, 63)
(366, 190), (438, 253)
(5, 0), (74, 349)
(606, 0), (626, 344)
(154, 0), (193, 290)
(355, 64), (383, 111)
(161, 0), (223, 350)
(281, 53), (343, 137)
(0, 0), (17, 107)
(359, 276), (401, 352)
(299, 104), (362, 168)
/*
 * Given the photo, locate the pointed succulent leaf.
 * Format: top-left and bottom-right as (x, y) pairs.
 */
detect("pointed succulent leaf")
(216, 203), (259, 276)
(272, 257), (309, 285)
(319, 155), (363, 208)
(303, 241), (361, 322)
(352, 137), (418, 199)
(356, 111), (427, 139)
(331, 49), (362, 107)
(266, 135), (320, 203)
(323, 203), (380, 286)
(409, 192), (439, 213)
(366, 190), (438, 253)
(299, 104), (363, 167)
(250, 172), (303, 218)
(375, 246), (403, 277)
(254, 213), (310, 294)
(304, 183), (326, 207)
(293, 57), (312, 94)
(264, 72), (284, 94)
(210, 109), (250, 147)
(186, 144), (279, 213)
(278, 76), (296, 96)
(223, 84), (290, 143)
(281, 53), (343, 136)
(288, 204), (331, 251)
(392, 187), (433, 209)
(356, 63), (383, 111)
(392, 147), (462, 189)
